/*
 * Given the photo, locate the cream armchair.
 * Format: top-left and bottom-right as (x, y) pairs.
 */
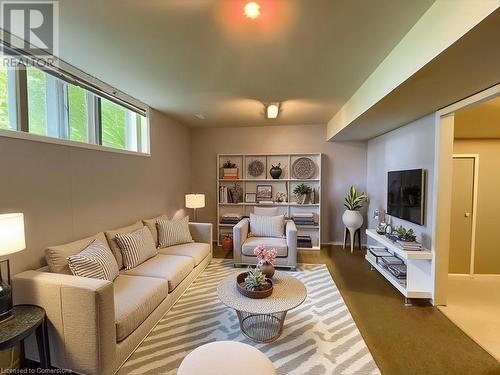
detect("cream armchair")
(233, 216), (297, 270)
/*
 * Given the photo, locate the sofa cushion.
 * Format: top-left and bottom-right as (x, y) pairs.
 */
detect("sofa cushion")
(105, 221), (143, 270)
(113, 274), (169, 342)
(250, 214), (285, 238)
(242, 237), (288, 257)
(67, 239), (119, 281)
(116, 227), (158, 270)
(158, 242), (210, 266)
(121, 254), (194, 291)
(142, 214), (168, 247)
(45, 232), (110, 275)
(157, 216), (193, 248)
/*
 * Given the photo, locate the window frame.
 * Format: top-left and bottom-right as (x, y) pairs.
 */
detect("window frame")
(0, 55), (150, 156)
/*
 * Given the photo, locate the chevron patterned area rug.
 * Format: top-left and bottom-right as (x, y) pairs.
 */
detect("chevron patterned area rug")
(118, 259), (380, 375)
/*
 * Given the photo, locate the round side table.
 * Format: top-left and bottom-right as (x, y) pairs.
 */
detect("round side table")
(0, 305), (50, 369)
(218, 272), (307, 343)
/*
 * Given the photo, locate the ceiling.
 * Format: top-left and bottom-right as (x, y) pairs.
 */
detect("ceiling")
(332, 9), (500, 141)
(56, 0), (434, 127)
(455, 96), (500, 139)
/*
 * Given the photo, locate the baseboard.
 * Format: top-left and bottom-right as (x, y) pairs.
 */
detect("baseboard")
(449, 273), (500, 280)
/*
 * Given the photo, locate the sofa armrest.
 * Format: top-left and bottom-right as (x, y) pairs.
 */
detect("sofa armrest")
(286, 220), (298, 266)
(189, 222), (213, 250)
(12, 271), (116, 375)
(233, 218), (249, 263)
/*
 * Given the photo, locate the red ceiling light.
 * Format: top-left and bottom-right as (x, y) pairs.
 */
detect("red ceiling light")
(244, 2), (261, 19)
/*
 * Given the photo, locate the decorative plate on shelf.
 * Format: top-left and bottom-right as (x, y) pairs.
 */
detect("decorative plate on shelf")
(248, 160), (265, 177)
(292, 157), (316, 179)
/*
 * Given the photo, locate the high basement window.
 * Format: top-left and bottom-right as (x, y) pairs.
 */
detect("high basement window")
(0, 54), (149, 155)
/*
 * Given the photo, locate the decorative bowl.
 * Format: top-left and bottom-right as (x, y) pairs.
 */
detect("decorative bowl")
(236, 272), (273, 299)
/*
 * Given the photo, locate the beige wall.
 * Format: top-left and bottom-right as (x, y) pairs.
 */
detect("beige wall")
(454, 139), (500, 274)
(0, 109), (191, 275)
(454, 96), (500, 138)
(190, 124), (368, 244)
(366, 114), (436, 249)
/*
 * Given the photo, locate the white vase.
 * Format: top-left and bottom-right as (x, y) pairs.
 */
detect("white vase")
(342, 210), (363, 229)
(342, 210), (363, 253)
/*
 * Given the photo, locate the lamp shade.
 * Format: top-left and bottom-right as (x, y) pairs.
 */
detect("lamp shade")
(0, 213), (26, 256)
(185, 194), (205, 209)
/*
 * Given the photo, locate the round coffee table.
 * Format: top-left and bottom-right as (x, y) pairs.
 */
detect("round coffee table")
(218, 271), (307, 343)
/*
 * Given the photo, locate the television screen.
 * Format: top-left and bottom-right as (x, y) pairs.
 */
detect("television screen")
(387, 169), (424, 225)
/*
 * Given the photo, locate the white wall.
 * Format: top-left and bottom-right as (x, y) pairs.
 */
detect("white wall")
(366, 114), (436, 248)
(0, 109), (191, 275)
(190, 124), (368, 244)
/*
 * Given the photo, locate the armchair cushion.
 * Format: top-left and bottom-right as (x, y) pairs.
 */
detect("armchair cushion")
(249, 214), (285, 238)
(242, 237), (288, 257)
(113, 274), (169, 342)
(158, 242), (210, 266)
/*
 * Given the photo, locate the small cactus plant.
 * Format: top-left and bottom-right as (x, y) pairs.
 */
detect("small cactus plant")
(244, 267), (267, 291)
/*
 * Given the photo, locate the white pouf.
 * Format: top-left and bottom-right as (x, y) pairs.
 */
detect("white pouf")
(177, 341), (276, 375)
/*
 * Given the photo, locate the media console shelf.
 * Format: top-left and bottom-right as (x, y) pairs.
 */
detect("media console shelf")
(365, 229), (433, 304)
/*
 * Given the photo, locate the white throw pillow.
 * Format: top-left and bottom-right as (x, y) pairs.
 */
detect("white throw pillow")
(250, 213), (285, 238)
(67, 239), (119, 281)
(157, 216), (193, 248)
(115, 226), (158, 270)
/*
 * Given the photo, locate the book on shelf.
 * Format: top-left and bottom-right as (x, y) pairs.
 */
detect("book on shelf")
(222, 176), (239, 180)
(379, 256), (404, 266)
(369, 247), (392, 258)
(387, 264), (407, 279)
(258, 200), (274, 204)
(397, 241), (423, 251)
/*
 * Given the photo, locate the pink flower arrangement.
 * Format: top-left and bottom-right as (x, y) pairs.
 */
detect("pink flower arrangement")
(254, 244), (277, 266)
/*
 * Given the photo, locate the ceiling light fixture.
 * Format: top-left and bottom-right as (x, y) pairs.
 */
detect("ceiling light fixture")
(244, 2), (261, 19)
(266, 103), (280, 119)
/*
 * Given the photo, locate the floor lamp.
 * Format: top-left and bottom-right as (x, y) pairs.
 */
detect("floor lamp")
(185, 194), (205, 222)
(0, 213), (26, 322)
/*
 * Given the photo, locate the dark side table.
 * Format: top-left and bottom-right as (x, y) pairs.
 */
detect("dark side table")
(0, 305), (50, 369)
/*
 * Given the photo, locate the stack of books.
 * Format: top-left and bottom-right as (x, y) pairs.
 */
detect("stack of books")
(297, 235), (313, 248)
(222, 168), (239, 180)
(369, 246), (392, 258)
(292, 213), (316, 226)
(387, 264), (407, 279)
(379, 255), (404, 267)
(219, 186), (240, 203)
(220, 213), (243, 225)
(397, 240), (422, 251)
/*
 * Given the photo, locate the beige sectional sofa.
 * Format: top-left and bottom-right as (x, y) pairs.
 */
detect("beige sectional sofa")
(12, 219), (213, 375)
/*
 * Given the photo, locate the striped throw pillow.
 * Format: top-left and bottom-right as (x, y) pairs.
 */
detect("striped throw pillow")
(157, 216), (193, 249)
(115, 226), (157, 270)
(250, 213), (285, 238)
(67, 240), (119, 281)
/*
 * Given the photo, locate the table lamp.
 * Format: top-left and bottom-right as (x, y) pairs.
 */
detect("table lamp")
(185, 194), (205, 222)
(0, 213), (25, 322)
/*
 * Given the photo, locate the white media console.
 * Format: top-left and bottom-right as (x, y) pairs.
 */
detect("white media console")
(365, 229), (433, 304)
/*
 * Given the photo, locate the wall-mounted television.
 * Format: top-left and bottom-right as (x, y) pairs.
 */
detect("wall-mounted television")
(387, 169), (425, 225)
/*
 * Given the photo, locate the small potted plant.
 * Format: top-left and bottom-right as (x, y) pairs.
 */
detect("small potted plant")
(293, 183), (312, 204)
(342, 185), (368, 232)
(395, 225), (416, 242)
(236, 267), (273, 299)
(254, 244), (277, 278)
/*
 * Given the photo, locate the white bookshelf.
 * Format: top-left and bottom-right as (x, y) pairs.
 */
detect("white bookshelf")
(217, 153), (322, 251)
(365, 229), (433, 302)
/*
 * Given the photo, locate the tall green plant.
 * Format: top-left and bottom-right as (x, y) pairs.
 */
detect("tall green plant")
(344, 185), (367, 211)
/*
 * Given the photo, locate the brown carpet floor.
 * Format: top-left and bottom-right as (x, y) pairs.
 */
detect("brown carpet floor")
(214, 245), (500, 375)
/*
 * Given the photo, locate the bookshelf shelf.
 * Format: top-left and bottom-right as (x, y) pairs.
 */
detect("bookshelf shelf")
(217, 153), (322, 250)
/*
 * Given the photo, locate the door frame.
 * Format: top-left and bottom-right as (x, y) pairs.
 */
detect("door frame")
(433, 83), (500, 305)
(451, 154), (479, 277)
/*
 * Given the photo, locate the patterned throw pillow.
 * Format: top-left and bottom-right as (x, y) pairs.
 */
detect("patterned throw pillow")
(250, 213), (285, 238)
(157, 216), (193, 248)
(67, 239), (119, 281)
(115, 226), (158, 270)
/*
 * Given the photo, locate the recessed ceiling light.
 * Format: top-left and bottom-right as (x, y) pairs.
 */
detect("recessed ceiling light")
(194, 114), (205, 120)
(244, 2), (261, 19)
(266, 103), (280, 119)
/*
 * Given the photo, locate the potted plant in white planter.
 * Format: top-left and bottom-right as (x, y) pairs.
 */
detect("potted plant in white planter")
(342, 185), (367, 252)
(293, 183), (312, 204)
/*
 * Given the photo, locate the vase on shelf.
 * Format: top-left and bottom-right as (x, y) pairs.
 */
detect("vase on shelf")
(258, 262), (275, 278)
(296, 194), (308, 204)
(270, 164), (282, 179)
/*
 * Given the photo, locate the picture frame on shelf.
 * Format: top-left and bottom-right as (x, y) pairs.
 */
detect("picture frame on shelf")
(245, 193), (257, 203)
(256, 185), (272, 200)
